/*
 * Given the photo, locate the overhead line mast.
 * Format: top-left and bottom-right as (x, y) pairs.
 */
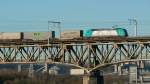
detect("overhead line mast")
(129, 19), (138, 37)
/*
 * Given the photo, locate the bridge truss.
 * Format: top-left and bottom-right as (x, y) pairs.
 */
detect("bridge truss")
(0, 37), (150, 71)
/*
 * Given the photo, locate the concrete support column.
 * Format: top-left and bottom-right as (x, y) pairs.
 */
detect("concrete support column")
(83, 75), (90, 84)
(129, 65), (137, 84)
(118, 65), (122, 75)
(140, 61), (144, 69)
(18, 64), (21, 72)
(44, 63), (48, 72)
(114, 64), (118, 72)
(140, 76), (143, 84)
(28, 64), (34, 77)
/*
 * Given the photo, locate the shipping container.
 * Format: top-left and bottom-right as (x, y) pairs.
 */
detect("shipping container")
(0, 32), (21, 40)
(60, 30), (83, 39)
(23, 31), (55, 40)
(70, 69), (85, 75)
(83, 28), (128, 37)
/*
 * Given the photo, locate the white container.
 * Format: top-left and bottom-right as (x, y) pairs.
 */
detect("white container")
(70, 69), (85, 75)
(23, 32), (54, 40)
(0, 32), (21, 40)
(61, 30), (83, 39)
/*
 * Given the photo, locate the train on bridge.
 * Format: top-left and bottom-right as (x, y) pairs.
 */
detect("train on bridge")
(0, 28), (128, 41)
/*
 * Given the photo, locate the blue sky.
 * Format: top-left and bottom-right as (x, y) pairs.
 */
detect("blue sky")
(0, 0), (150, 36)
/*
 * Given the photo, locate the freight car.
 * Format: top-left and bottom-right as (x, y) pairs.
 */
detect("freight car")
(23, 31), (55, 40)
(0, 31), (55, 41)
(0, 32), (22, 40)
(60, 28), (128, 39)
(60, 30), (83, 39)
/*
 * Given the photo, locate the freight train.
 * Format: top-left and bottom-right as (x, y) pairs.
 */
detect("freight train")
(0, 28), (128, 40)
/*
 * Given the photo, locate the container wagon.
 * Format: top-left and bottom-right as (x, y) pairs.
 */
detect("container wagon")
(0, 32), (22, 40)
(60, 30), (83, 39)
(0, 31), (55, 41)
(23, 31), (55, 40)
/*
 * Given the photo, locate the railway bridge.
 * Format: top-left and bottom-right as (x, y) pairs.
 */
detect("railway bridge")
(0, 36), (150, 73)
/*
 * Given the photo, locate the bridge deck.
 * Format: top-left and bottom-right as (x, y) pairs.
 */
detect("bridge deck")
(0, 36), (150, 45)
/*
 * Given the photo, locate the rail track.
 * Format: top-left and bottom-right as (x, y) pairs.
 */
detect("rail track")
(0, 36), (150, 45)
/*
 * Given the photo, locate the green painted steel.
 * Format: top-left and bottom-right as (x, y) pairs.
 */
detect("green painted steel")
(83, 29), (93, 37)
(115, 28), (126, 36)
